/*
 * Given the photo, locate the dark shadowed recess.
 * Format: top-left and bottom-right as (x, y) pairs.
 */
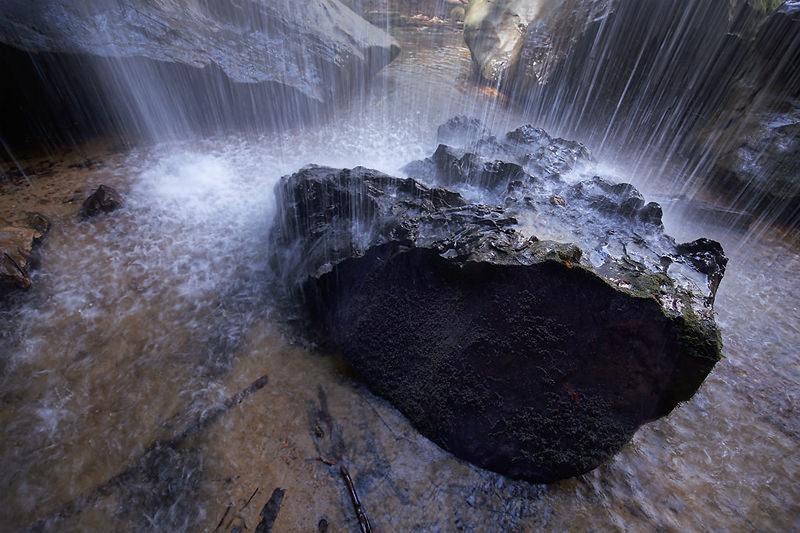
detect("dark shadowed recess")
(0, 42), (396, 157)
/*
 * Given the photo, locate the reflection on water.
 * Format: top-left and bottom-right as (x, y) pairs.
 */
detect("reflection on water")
(0, 30), (798, 531)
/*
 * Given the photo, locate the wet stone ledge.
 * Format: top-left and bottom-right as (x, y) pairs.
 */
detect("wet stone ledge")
(0, 212), (50, 297)
(268, 117), (727, 483)
(0, 0), (400, 148)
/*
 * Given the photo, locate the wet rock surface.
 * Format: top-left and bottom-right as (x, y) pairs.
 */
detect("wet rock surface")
(692, 2), (800, 227)
(269, 118), (727, 483)
(462, 0), (779, 147)
(79, 184), (123, 219)
(462, 0), (797, 226)
(0, 212), (50, 297)
(463, 0), (544, 83)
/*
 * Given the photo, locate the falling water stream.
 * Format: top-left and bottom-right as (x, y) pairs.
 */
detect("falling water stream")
(1, 28), (798, 532)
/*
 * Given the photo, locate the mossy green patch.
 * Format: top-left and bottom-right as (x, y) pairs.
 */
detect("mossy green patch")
(529, 241), (582, 264)
(633, 271), (675, 299)
(743, 0), (784, 14)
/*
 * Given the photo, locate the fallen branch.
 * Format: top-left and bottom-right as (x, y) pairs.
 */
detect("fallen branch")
(314, 387), (374, 533)
(222, 486), (261, 532)
(167, 374), (269, 449)
(317, 458), (373, 533)
(241, 487), (260, 511)
(338, 462), (373, 533)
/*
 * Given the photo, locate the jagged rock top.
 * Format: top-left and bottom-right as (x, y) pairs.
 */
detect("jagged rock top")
(406, 117), (724, 310)
(271, 116), (727, 358)
(273, 117), (727, 331)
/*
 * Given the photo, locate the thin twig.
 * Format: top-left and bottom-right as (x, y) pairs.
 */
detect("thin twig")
(241, 487), (259, 511)
(317, 457), (373, 533)
(167, 374), (269, 448)
(315, 386), (373, 532)
(3, 251), (28, 278)
(214, 504), (232, 532)
(339, 463), (373, 533)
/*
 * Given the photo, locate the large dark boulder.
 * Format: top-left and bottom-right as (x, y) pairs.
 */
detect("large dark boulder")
(0, 0), (400, 147)
(269, 118), (726, 483)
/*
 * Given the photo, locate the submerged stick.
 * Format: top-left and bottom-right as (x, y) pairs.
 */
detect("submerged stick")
(339, 463), (373, 533)
(314, 386), (373, 533)
(317, 458), (373, 533)
(241, 487), (260, 512)
(167, 374), (269, 449)
(28, 374), (269, 531)
(224, 486), (262, 532)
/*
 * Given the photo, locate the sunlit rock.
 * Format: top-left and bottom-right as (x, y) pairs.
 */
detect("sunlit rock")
(269, 119), (727, 483)
(351, 0), (468, 29)
(463, 0), (544, 83)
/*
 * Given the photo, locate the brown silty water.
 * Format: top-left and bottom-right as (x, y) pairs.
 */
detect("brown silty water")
(0, 31), (798, 532)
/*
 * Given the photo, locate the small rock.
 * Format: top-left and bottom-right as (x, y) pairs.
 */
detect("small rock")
(0, 212), (50, 297)
(79, 185), (123, 219)
(436, 116), (494, 148)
